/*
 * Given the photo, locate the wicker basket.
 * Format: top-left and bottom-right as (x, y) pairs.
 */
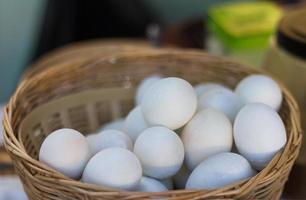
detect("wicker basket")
(24, 39), (152, 79)
(3, 50), (302, 199)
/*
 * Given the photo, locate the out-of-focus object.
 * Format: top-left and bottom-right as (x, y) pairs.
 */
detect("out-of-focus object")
(264, 7), (306, 164)
(147, 24), (163, 47)
(264, 8), (306, 199)
(0, 176), (28, 200)
(207, 2), (282, 67)
(0, 0), (46, 103)
(0, 151), (13, 175)
(161, 18), (206, 49)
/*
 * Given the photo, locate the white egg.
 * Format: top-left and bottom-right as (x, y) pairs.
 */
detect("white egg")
(39, 128), (91, 179)
(235, 75), (282, 110)
(0, 176), (28, 200)
(101, 118), (124, 131)
(234, 103), (287, 170)
(198, 88), (244, 122)
(186, 152), (255, 189)
(194, 83), (227, 97)
(136, 75), (163, 105)
(123, 106), (148, 141)
(82, 147), (142, 190)
(160, 178), (173, 190)
(137, 176), (168, 192)
(85, 134), (99, 154)
(86, 130), (133, 155)
(134, 126), (184, 179)
(141, 77), (197, 130)
(182, 108), (233, 170)
(173, 164), (191, 189)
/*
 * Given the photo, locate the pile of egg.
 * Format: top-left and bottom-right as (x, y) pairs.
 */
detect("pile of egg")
(39, 74), (286, 192)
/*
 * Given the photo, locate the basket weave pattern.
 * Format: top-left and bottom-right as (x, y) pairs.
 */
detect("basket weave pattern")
(24, 39), (151, 79)
(3, 50), (302, 199)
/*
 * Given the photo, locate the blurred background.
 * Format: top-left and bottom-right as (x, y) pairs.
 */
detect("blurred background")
(1, 0), (304, 102)
(1, 0), (306, 199)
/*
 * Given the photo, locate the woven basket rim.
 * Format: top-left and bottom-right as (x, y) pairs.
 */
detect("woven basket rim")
(2, 49), (303, 198)
(23, 38), (151, 80)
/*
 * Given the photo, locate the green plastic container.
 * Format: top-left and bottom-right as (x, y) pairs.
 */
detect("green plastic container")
(207, 2), (282, 67)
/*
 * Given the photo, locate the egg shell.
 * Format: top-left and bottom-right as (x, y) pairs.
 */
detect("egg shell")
(235, 75), (282, 110)
(123, 106), (149, 141)
(136, 75), (163, 105)
(182, 108), (233, 170)
(160, 178), (173, 190)
(186, 152), (256, 189)
(234, 103), (287, 170)
(134, 126), (184, 179)
(198, 88), (244, 122)
(194, 83), (228, 97)
(141, 77), (197, 130)
(82, 147), (142, 190)
(173, 164), (191, 189)
(100, 118), (125, 131)
(86, 130), (133, 155)
(137, 176), (168, 192)
(0, 176), (28, 200)
(85, 134), (99, 155)
(39, 128), (91, 179)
